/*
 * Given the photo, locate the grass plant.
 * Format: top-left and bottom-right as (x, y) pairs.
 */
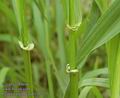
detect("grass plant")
(12, 0), (34, 98)
(0, 0), (120, 98)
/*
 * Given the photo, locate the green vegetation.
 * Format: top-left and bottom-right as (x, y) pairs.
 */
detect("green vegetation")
(0, 0), (120, 98)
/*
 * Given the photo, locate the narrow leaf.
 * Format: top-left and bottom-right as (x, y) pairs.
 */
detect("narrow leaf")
(77, 0), (120, 68)
(0, 67), (10, 88)
(79, 78), (109, 88)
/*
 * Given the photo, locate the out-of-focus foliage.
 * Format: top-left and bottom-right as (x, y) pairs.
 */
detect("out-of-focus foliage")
(0, 0), (120, 98)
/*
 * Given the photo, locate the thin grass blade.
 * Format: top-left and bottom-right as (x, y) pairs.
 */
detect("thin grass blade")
(77, 0), (120, 68)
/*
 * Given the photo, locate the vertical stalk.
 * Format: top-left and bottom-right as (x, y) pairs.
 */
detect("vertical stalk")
(42, 1), (55, 98)
(12, 0), (34, 98)
(43, 18), (55, 98)
(23, 51), (34, 98)
(106, 1), (120, 98)
(69, 33), (78, 98)
(69, 32), (78, 98)
(22, 3), (34, 97)
(68, 0), (80, 98)
(106, 35), (120, 98)
(113, 46), (120, 98)
(45, 60), (54, 98)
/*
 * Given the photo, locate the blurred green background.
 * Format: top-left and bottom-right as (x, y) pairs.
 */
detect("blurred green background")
(0, 0), (111, 98)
